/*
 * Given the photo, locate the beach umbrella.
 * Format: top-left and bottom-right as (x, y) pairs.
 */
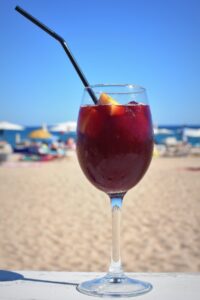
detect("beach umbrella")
(153, 128), (173, 135)
(183, 128), (200, 138)
(50, 121), (77, 132)
(0, 121), (24, 131)
(29, 128), (52, 139)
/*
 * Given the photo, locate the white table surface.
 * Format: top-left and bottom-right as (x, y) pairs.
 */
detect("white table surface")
(0, 271), (200, 300)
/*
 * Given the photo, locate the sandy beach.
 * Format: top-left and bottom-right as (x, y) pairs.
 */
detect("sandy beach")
(0, 155), (200, 272)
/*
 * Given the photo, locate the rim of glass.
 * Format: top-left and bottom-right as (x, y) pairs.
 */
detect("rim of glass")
(84, 84), (146, 94)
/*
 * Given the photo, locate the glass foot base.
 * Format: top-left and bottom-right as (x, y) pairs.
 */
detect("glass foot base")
(77, 273), (152, 297)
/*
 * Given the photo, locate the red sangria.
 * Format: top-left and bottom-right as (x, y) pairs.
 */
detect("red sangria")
(77, 102), (153, 194)
(76, 84), (153, 297)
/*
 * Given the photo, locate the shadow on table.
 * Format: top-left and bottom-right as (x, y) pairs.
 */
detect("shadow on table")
(0, 270), (78, 286)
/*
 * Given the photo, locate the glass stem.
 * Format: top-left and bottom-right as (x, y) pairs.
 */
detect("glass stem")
(108, 193), (125, 276)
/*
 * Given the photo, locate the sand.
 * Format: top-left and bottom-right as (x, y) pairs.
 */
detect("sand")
(0, 155), (200, 272)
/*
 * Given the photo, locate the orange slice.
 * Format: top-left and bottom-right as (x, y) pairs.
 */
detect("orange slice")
(98, 93), (119, 105)
(98, 93), (123, 115)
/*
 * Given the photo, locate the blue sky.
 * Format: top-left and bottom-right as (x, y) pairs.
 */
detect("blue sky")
(0, 0), (200, 125)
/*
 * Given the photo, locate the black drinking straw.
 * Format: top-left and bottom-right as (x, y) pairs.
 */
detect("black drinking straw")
(15, 5), (98, 104)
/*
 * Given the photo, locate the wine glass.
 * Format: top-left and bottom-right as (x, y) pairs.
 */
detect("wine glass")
(76, 84), (154, 297)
